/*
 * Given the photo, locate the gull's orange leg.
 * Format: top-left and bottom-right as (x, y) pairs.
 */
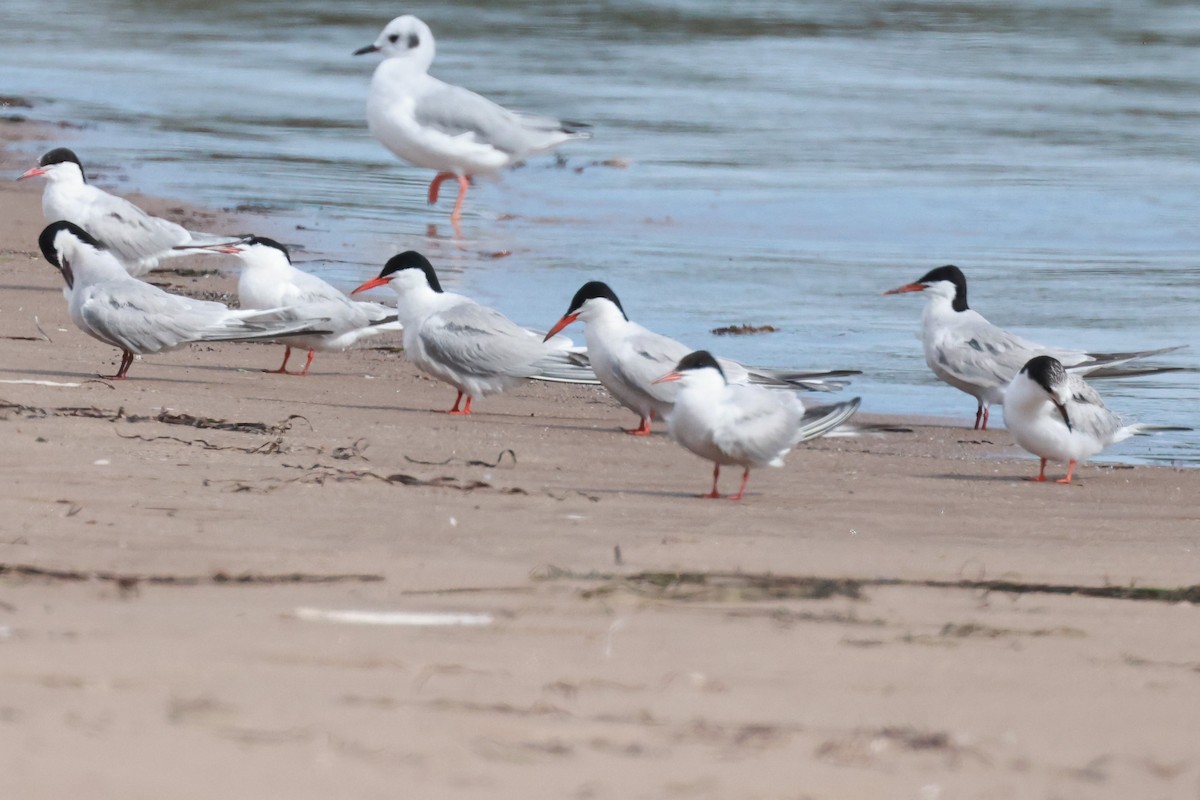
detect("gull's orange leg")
(625, 417), (652, 436)
(728, 467), (751, 501)
(428, 172), (455, 205)
(1056, 460), (1077, 484)
(449, 174), (470, 224)
(701, 464), (721, 499)
(1026, 457), (1048, 482)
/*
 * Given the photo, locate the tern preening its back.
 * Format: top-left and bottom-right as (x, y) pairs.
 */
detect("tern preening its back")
(193, 236), (402, 376)
(37, 222), (331, 380)
(354, 15), (590, 226)
(19, 148), (242, 276)
(352, 251), (590, 414)
(884, 265), (1183, 430)
(544, 281), (860, 435)
(1003, 355), (1189, 484)
(653, 351), (861, 501)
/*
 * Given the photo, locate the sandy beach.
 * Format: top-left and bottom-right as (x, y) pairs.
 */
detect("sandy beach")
(1, 123), (1198, 799)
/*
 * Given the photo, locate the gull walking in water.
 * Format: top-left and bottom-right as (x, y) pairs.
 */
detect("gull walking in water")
(192, 237), (402, 376)
(352, 251), (589, 414)
(884, 265), (1183, 430)
(38, 222), (330, 380)
(653, 351), (861, 500)
(544, 281), (859, 435)
(19, 148), (242, 276)
(354, 15), (590, 226)
(1004, 355), (1188, 484)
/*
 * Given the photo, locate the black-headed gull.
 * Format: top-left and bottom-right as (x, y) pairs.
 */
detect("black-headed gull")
(354, 15), (590, 225)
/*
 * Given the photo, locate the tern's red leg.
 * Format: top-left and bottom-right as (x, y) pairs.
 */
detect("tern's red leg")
(295, 349), (316, 377)
(980, 405), (990, 431)
(428, 172), (455, 205)
(1026, 457), (1048, 482)
(1056, 460), (1077, 484)
(449, 175), (470, 223)
(701, 464), (721, 499)
(265, 346), (293, 374)
(625, 417), (652, 436)
(728, 468), (751, 501)
(100, 349), (134, 380)
(973, 403), (983, 430)
(447, 391), (473, 415)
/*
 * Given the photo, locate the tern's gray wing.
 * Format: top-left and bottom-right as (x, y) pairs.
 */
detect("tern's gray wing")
(77, 191), (190, 266)
(415, 82), (577, 156)
(713, 385), (803, 464)
(78, 281), (319, 354)
(420, 302), (544, 379)
(1062, 374), (1124, 443)
(610, 328), (692, 406)
(930, 315), (1046, 391)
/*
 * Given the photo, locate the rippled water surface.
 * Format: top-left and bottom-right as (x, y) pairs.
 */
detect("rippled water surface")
(3, 0), (1197, 463)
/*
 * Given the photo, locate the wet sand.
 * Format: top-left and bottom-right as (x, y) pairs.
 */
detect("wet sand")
(1, 124), (1198, 799)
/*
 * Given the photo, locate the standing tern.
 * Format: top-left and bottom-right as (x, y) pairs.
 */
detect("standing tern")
(38, 222), (330, 380)
(653, 351), (861, 500)
(544, 281), (860, 435)
(354, 15), (590, 226)
(884, 265), (1183, 430)
(18, 148), (242, 276)
(191, 237), (402, 376)
(352, 251), (589, 414)
(1003, 355), (1188, 484)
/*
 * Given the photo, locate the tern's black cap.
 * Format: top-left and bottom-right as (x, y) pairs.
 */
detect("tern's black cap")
(380, 250), (442, 293)
(566, 281), (626, 319)
(38, 220), (103, 267)
(914, 264), (968, 312)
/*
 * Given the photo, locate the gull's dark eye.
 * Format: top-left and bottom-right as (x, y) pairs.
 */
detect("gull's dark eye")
(387, 33), (399, 43)
(407, 33), (420, 48)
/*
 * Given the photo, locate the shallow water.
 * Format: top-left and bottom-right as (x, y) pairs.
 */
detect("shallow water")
(3, 0), (1197, 463)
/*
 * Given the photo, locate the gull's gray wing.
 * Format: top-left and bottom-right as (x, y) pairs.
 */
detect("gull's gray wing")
(419, 302), (544, 379)
(415, 82), (579, 156)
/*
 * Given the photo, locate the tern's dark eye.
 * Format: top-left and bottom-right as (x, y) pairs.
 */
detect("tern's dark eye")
(407, 33), (419, 48)
(387, 33), (399, 43)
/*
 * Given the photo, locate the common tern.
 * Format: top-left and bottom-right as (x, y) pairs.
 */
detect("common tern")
(352, 251), (589, 414)
(354, 15), (590, 225)
(544, 281), (859, 435)
(38, 222), (330, 380)
(19, 148), (241, 276)
(192, 236), (402, 376)
(654, 351), (861, 500)
(884, 265), (1183, 430)
(1003, 355), (1188, 483)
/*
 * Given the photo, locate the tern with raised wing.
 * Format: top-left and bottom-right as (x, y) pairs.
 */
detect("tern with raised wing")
(194, 237), (402, 376)
(544, 281), (859, 435)
(354, 15), (589, 225)
(352, 251), (589, 414)
(1003, 355), (1188, 484)
(653, 351), (861, 500)
(19, 148), (241, 276)
(38, 222), (329, 380)
(884, 265), (1183, 430)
